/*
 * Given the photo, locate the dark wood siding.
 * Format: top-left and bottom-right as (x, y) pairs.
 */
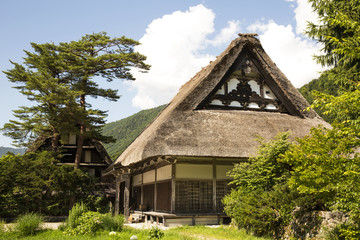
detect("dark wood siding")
(175, 180), (213, 213)
(156, 181), (171, 212)
(132, 186), (141, 210)
(119, 182), (125, 213)
(143, 184), (155, 211)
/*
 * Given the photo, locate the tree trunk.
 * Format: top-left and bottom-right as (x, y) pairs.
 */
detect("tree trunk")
(74, 125), (84, 170)
(51, 127), (60, 151)
(74, 94), (86, 170)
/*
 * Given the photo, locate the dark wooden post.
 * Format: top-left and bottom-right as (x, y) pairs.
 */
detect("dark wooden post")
(114, 176), (120, 215)
(154, 168), (157, 211)
(213, 162), (217, 212)
(124, 175), (131, 220)
(171, 162), (176, 213)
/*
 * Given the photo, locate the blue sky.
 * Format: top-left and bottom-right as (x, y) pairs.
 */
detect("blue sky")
(0, 0), (323, 147)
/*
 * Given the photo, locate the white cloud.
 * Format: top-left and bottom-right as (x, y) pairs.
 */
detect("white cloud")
(130, 1), (323, 109)
(207, 20), (241, 46)
(248, 21), (323, 88)
(245, 0), (324, 88)
(293, 0), (319, 35)
(130, 4), (240, 109)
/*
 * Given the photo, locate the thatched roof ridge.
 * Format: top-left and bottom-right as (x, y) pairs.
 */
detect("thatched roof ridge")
(113, 35), (327, 167)
(26, 136), (112, 165)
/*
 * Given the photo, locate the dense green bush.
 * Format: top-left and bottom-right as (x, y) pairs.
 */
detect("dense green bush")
(13, 212), (44, 236)
(223, 133), (293, 239)
(0, 151), (94, 217)
(63, 203), (125, 235)
(65, 211), (103, 235)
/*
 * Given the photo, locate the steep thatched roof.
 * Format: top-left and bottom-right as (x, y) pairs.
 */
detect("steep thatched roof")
(113, 34), (328, 168)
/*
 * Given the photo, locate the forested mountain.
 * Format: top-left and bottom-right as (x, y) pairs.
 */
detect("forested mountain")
(299, 72), (339, 123)
(102, 105), (166, 161)
(0, 147), (26, 157)
(299, 72), (339, 104)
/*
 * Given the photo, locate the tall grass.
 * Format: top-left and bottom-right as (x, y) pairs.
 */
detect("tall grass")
(101, 213), (124, 232)
(65, 202), (87, 229)
(13, 213), (44, 236)
(0, 219), (5, 233)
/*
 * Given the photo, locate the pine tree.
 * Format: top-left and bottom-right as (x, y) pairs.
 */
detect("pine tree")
(2, 43), (82, 149)
(2, 32), (150, 169)
(306, 0), (360, 130)
(57, 32), (150, 169)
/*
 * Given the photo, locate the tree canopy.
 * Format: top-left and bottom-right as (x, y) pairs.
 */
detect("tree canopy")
(2, 32), (150, 168)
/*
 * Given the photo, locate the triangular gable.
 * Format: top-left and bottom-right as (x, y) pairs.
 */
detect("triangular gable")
(111, 34), (323, 168)
(196, 46), (300, 116)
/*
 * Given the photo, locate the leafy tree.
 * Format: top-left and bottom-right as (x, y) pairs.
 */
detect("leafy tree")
(0, 152), (93, 217)
(223, 133), (294, 238)
(282, 125), (360, 239)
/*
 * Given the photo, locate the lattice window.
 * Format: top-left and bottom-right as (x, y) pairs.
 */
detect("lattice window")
(175, 180), (213, 213)
(216, 180), (232, 212)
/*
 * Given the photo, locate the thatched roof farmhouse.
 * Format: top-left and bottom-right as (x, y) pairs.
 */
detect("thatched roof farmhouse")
(105, 34), (328, 226)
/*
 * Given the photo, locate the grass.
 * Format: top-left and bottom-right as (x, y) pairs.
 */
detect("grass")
(12, 213), (44, 236)
(171, 225), (270, 240)
(0, 225), (270, 240)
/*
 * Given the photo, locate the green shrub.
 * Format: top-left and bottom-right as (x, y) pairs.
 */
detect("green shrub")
(66, 211), (103, 235)
(13, 212), (43, 236)
(223, 133), (293, 238)
(65, 202), (88, 229)
(102, 213), (124, 232)
(148, 226), (164, 239)
(64, 210), (125, 235)
(325, 223), (360, 240)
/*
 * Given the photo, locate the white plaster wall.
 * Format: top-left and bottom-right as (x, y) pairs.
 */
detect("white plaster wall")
(265, 104), (277, 110)
(263, 85), (277, 99)
(157, 165), (172, 181)
(228, 78), (239, 91)
(143, 170), (155, 184)
(176, 164), (212, 179)
(69, 134), (76, 145)
(248, 102), (259, 109)
(248, 80), (260, 95)
(85, 151), (91, 163)
(216, 165), (233, 179)
(216, 85), (225, 95)
(133, 174), (142, 186)
(210, 99), (223, 106)
(229, 101), (242, 107)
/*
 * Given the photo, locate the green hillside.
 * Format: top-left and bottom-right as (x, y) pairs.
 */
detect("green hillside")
(299, 72), (339, 123)
(0, 147), (26, 157)
(102, 105), (166, 161)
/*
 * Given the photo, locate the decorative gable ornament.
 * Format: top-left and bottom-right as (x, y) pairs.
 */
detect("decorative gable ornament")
(198, 54), (284, 112)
